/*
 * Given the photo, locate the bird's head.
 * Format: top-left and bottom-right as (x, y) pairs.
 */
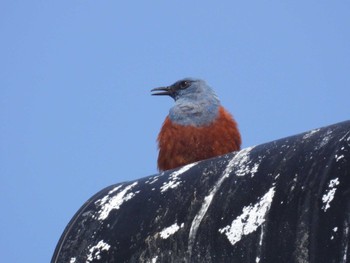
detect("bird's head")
(151, 78), (217, 102)
(151, 78), (221, 126)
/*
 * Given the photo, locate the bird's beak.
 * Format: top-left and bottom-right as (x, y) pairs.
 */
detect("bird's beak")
(151, 86), (174, 96)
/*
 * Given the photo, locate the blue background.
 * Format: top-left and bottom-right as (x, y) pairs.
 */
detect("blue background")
(1, 1), (349, 262)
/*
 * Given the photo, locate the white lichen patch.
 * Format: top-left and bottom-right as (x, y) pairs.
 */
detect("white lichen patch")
(335, 154), (345, 162)
(331, 226), (338, 240)
(86, 240), (111, 262)
(319, 136), (331, 148)
(188, 147), (257, 253)
(258, 226), (264, 246)
(219, 186), (276, 246)
(160, 163), (197, 192)
(339, 131), (350, 142)
(151, 256), (158, 263)
(159, 222), (184, 239)
(250, 162), (260, 177)
(107, 185), (123, 195)
(234, 148), (262, 177)
(316, 130), (333, 149)
(342, 222), (349, 262)
(289, 173), (299, 192)
(322, 178), (340, 212)
(255, 226), (265, 263)
(232, 147), (257, 177)
(95, 182), (139, 220)
(146, 175), (160, 184)
(302, 129), (320, 139)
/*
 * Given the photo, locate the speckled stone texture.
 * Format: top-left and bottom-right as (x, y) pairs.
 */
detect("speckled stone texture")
(52, 121), (350, 263)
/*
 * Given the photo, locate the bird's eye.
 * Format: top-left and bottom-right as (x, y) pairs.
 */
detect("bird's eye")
(179, 81), (190, 89)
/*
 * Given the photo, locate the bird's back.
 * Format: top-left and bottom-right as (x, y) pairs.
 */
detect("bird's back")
(157, 106), (241, 171)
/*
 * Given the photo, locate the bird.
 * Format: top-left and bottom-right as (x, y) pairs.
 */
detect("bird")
(151, 78), (241, 171)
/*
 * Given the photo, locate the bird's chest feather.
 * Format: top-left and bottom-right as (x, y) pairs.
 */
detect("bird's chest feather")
(158, 122), (216, 165)
(156, 107), (241, 170)
(159, 107), (239, 154)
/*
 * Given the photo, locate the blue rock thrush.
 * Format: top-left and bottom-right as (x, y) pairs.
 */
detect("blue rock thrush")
(151, 78), (241, 171)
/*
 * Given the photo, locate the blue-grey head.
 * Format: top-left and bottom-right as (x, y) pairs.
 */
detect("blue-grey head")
(151, 78), (221, 127)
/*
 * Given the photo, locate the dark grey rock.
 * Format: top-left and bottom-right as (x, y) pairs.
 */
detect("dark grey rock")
(52, 121), (350, 263)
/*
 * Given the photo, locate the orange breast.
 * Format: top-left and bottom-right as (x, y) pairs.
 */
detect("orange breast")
(157, 106), (241, 171)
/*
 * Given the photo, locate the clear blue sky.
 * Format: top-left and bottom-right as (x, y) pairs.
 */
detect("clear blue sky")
(1, 1), (349, 262)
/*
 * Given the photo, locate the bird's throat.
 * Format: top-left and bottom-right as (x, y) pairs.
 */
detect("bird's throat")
(169, 102), (220, 127)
